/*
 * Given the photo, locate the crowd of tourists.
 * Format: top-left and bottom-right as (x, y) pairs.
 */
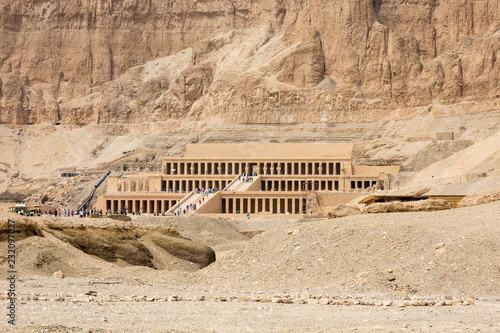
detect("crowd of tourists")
(43, 208), (103, 218)
(238, 174), (255, 183)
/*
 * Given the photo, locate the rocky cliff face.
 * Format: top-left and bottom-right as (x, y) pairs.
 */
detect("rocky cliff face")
(0, 0), (499, 125)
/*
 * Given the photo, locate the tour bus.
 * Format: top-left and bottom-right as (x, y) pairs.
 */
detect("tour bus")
(8, 204), (42, 216)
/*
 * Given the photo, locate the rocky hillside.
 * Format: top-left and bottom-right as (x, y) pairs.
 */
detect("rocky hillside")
(1, 0), (499, 125)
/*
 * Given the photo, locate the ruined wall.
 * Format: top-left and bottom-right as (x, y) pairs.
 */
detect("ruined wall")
(0, 0), (499, 125)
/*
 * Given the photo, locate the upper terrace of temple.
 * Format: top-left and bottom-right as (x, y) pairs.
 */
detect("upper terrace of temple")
(161, 143), (358, 177)
(181, 143), (353, 160)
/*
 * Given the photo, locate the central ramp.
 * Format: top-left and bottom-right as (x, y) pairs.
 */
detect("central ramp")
(168, 191), (217, 215)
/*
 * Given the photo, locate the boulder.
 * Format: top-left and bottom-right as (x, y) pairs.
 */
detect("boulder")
(328, 205), (362, 219)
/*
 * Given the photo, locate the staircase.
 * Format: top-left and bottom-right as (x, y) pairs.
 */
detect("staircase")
(225, 176), (245, 191)
(168, 191), (214, 215)
(225, 175), (260, 191)
(237, 175), (261, 191)
(77, 171), (111, 211)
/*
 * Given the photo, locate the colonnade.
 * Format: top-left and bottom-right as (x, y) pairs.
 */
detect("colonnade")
(261, 179), (342, 191)
(221, 197), (304, 214)
(351, 180), (378, 190)
(162, 178), (378, 193)
(164, 179), (229, 192)
(105, 199), (178, 214)
(164, 161), (344, 176)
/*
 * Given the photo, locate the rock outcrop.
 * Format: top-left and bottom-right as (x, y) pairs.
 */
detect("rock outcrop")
(328, 204), (362, 219)
(0, 0), (498, 125)
(0, 215), (217, 272)
(364, 199), (451, 214)
(459, 190), (500, 207)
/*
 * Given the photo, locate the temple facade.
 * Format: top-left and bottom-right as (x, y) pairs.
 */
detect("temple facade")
(96, 143), (399, 216)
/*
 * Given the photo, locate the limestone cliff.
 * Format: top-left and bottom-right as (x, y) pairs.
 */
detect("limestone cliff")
(0, 0), (499, 125)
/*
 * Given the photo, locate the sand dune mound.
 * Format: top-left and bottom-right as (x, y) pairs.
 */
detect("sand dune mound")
(204, 202), (500, 297)
(46, 226), (156, 268)
(0, 215), (216, 276)
(14, 235), (101, 277)
(132, 215), (249, 251)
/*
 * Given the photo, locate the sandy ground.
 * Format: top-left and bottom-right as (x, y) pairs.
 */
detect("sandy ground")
(1, 200), (500, 332)
(4, 297), (500, 332)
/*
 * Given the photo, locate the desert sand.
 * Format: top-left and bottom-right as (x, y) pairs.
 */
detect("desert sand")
(1, 199), (500, 332)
